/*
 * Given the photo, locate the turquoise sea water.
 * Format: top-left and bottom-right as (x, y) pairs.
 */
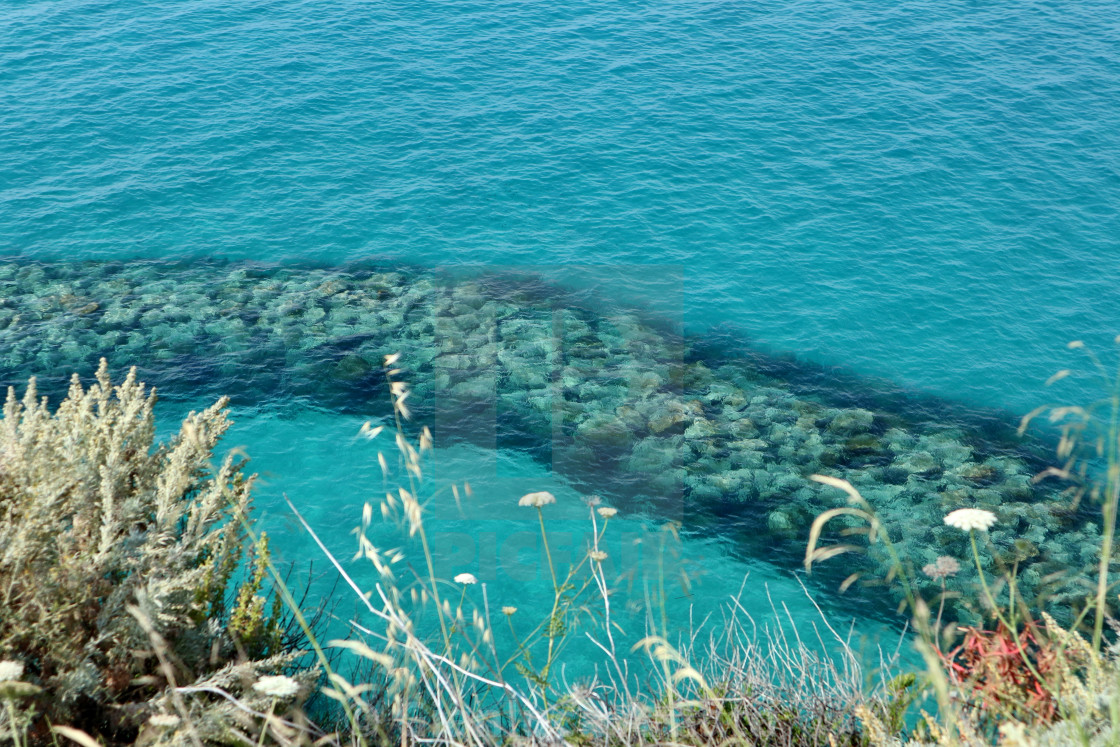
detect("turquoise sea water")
(3, 0), (1120, 680)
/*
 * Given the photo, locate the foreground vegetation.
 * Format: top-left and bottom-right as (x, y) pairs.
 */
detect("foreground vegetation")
(4, 340), (1120, 745)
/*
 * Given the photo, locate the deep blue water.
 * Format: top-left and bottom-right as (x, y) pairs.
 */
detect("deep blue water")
(4, 0), (1120, 412)
(3, 0), (1120, 678)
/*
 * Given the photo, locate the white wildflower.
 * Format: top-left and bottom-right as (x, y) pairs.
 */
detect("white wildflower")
(944, 508), (998, 532)
(0, 660), (24, 681)
(597, 507), (618, 519)
(588, 551), (608, 562)
(253, 674), (300, 699)
(454, 572), (477, 585)
(502, 606), (517, 616)
(519, 491), (556, 508)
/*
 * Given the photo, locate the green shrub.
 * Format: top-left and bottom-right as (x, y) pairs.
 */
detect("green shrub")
(0, 360), (295, 744)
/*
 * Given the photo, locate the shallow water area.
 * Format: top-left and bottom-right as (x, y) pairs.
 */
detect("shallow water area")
(7, 256), (1097, 633)
(3, 257), (1094, 633)
(5, 0), (1120, 701)
(5, 0), (1120, 417)
(211, 403), (913, 684)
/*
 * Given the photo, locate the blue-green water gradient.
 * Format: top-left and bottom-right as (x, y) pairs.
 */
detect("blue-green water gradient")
(4, 0), (1120, 673)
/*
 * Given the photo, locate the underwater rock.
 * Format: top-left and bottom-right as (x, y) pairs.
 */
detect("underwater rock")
(647, 399), (698, 435)
(921, 433), (973, 468)
(0, 259), (1082, 623)
(893, 450), (940, 475)
(683, 418), (717, 440)
(998, 475), (1034, 502)
(883, 427), (916, 453)
(767, 510), (795, 536)
(728, 443), (766, 470)
(335, 354), (374, 381)
(726, 416), (760, 438)
(628, 435), (684, 474)
(449, 375), (495, 402)
(706, 469), (752, 495)
(574, 413), (634, 451)
(827, 408), (875, 435)
(952, 462), (999, 485)
(843, 433), (883, 455)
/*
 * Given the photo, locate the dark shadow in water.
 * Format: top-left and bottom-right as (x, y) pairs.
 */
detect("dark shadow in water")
(689, 326), (1059, 472)
(0, 258), (1073, 629)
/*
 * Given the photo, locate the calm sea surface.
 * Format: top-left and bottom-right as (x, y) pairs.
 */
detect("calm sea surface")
(3, 0), (1120, 669)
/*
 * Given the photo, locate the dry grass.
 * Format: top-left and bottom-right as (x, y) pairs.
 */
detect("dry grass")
(0, 358), (897, 746)
(257, 357), (899, 747)
(28, 351), (1115, 746)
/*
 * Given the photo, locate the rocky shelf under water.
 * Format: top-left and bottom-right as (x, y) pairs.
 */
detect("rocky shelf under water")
(0, 259), (1099, 624)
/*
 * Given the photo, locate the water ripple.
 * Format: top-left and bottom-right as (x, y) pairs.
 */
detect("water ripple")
(2, 0), (1120, 416)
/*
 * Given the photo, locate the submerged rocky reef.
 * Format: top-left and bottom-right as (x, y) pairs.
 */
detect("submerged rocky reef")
(0, 259), (1095, 623)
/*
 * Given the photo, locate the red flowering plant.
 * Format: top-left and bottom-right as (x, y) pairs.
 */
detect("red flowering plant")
(803, 340), (1120, 741)
(937, 620), (1060, 725)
